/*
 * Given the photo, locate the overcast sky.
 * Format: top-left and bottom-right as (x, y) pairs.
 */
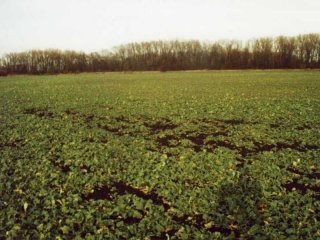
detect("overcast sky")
(0, 0), (319, 56)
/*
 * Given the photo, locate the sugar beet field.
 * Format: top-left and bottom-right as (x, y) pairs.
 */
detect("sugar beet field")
(1, 70), (320, 239)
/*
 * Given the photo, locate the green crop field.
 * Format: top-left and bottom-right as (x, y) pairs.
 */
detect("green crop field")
(1, 70), (320, 239)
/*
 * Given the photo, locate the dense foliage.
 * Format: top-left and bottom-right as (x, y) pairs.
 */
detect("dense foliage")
(1, 71), (320, 239)
(1, 33), (320, 75)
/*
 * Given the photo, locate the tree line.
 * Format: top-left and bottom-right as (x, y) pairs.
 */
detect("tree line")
(0, 33), (319, 75)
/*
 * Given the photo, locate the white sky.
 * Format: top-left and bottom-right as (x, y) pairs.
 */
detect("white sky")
(0, 0), (319, 56)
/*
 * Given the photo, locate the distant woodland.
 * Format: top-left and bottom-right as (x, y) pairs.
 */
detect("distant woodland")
(0, 33), (319, 75)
